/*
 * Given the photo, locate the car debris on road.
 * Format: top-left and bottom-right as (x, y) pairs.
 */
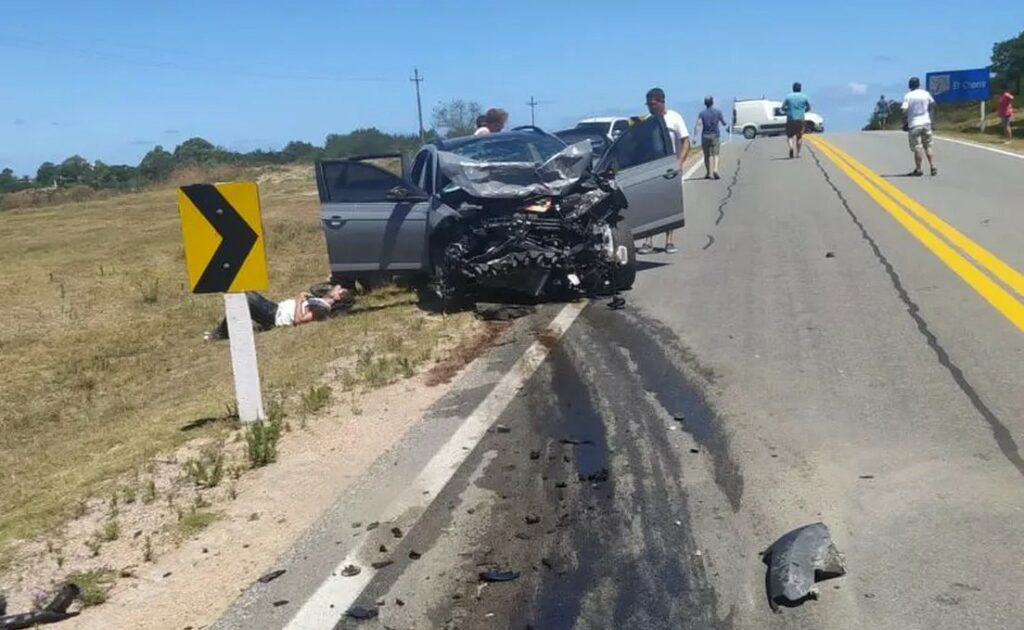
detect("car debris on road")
(762, 522), (846, 611)
(0, 583), (80, 630)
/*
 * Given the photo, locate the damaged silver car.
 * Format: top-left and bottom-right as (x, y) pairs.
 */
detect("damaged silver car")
(315, 119), (684, 301)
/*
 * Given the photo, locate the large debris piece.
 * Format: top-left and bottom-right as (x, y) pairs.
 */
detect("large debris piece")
(0, 584), (80, 630)
(763, 522), (846, 611)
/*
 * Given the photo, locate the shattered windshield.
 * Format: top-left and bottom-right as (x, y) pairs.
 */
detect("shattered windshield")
(437, 141), (592, 198)
(448, 134), (567, 165)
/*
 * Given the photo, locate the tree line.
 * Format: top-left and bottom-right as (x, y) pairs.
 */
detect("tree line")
(1, 97), (492, 197)
(865, 30), (1024, 130)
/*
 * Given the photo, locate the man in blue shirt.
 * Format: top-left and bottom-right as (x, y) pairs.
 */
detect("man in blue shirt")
(692, 96), (729, 179)
(780, 82), (811, 158)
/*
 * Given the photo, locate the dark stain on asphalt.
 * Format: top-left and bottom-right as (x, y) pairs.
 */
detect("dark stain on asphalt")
(550, 349), (608, 479)
(587, 307), (744, 512)
(809, 145), (1024, 479)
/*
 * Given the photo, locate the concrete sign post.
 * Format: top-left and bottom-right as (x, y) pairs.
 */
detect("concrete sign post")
(926, 67), (991, 132)
(177, 182), (270, 423)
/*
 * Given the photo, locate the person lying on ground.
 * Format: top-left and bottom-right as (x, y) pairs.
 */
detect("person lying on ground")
(205, 284), (351, 341)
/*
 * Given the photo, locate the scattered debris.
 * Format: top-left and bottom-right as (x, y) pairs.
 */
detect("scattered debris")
(351, 522), (363, 529)
(341, 565), (362, 577)
(396, 598), (405, 607)
(529, 450), (541, 460)
(763, 522), (846, 612)
(346, 606), (379, 620)
(474, 304), (536, 322)
(515, 532), (532, 540)
(379, 544), (388, 553)
(560, 438), (594, 446)
(494, 424), (511, 434)
(525, 515), (541, 525)
(272, 600), (289, 608)
(825, 251), (835, 258)
(858, 475), (875, 479)
(409, 550), (422, 560)
(258, 569), (287, 584)
(689, 448), (700, 454)
(673, 414), (686, 423)
(371, 560), (394, 570)
(391, 527), (404, 539)
(366, 521), (380, 531)
(554, 482), (567, 489)
(0, 584), (80, 630)
(479, 570), (521, 583)
(581, 468), (609, 483)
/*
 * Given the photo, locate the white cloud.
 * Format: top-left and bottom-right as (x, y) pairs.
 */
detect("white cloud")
(848, 82), (868, 95)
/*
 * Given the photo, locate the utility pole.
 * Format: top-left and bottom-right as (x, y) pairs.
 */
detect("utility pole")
(411, 68), (425, 143)
(527, 96), (539, 126)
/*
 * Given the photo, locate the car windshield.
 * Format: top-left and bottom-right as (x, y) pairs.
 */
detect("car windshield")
(574, 122), (611, 135)
(448, 134), (567, 164)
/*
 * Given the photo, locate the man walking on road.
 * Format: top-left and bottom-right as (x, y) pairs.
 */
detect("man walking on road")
(638, 87), (690, 255)
(998, 90), (1015, 143)
(875, 94), (889, 129)
(781, 82), (811, 158)
(901, 77), (937, 176)
(693, 96), (728, 179)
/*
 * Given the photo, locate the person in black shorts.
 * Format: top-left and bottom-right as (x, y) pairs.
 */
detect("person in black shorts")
(692, 96), (728, 179)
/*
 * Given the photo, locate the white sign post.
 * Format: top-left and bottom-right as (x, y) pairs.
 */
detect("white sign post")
(980, 100), (987, 133)
(224, 292), (265, 423)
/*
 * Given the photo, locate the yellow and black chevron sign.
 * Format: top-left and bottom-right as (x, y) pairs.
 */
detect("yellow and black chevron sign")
(177, 181), (268, 294)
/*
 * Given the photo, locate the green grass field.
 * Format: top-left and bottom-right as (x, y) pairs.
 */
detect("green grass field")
(0, 166), (474, 550)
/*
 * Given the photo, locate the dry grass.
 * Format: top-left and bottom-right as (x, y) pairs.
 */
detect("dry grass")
(0, 164), (475, 551)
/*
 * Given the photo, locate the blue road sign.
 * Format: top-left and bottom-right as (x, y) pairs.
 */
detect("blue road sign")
(926, 68), (990, 103)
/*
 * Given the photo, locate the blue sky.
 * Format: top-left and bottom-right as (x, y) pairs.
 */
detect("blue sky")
(1, 0), (1019, 175)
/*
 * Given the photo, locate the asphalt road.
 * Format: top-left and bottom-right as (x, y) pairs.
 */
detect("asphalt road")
(214, 133), (1024, 630)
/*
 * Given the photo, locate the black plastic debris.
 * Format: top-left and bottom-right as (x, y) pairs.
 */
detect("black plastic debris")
(272, 600), (289, 608)
(494, 424), (511, 434)
(391, 527), (404, 539)
(479, 570), (521, 583)
(560, 438), (594, 446)
(529, 450), (541, 460)
(371, 560), (394, 570)
(379, 544), (388, 553)
(525, 515), (541, 525)
(341, 565), (362, 577)
(365, 521), (380, 531)
(395, 598), (406, 607)
(825, 251), (836, 258)
(581, 468), (609, 483)
(763, 522), (846, 612)
(408, 550), (422, 560)
(346, 606), (379, 620)
(474, 303), (537, 322)
(0, 584), (81, 630)
(257, 569), (286, 584)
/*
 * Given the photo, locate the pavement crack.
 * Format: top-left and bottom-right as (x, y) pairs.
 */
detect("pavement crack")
(809, 146), (1024, 479)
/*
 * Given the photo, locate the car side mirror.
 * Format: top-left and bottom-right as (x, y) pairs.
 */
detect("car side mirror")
(385, 185), (418, 201)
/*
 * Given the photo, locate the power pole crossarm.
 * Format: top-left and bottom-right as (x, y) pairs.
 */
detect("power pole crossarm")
(411, 68), (425, 143)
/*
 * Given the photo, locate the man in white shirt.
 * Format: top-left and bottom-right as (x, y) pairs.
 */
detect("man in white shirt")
(638, 87), (690, 255)
(901, 77), (937, 176)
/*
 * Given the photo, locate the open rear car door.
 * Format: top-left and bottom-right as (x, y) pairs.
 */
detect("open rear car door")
(315, 154), (429, 278)
(597, 116), (685, 239)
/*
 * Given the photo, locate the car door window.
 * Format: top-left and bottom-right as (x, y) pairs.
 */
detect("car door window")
(321, 161), (407, 203)
(603, 116), (670, 170)
(612, 120), (629, 137)
(410, 152), (428, 191)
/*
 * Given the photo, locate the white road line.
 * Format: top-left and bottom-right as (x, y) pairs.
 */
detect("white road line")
(935, 135), (1024, 160)
(284, 301), (587, 630)
(683, 156), (704, 179)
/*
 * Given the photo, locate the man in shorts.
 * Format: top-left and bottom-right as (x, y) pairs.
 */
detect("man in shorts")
(693, 96), (728, 179)
(901, 77), (937, 176)
(781, 82), (811, 158)
(998, 90), (1014, 143)
(637, 87), (690, 255)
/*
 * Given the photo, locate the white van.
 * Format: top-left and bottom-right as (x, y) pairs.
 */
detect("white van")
(732, 99), (824, 139)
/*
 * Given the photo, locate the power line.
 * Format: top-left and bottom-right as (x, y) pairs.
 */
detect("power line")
(411, 68), (425, 144)
(526, 96), (554, 126)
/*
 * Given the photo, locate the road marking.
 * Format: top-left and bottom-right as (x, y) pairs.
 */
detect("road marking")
(808, 137), (1024, 333)
(284, 301), (587, 630)
(935, 135), (1024, 160)
(813, 137), (1024, 299)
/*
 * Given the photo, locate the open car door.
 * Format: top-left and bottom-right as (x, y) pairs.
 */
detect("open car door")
(597, 116), (685, 239)
(315, 154), (429, 277)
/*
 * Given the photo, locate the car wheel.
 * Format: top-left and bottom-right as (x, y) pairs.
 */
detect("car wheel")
(610, 223), (637, 291)
(742, 126), (757, 139)
(804, 120), (817, 133)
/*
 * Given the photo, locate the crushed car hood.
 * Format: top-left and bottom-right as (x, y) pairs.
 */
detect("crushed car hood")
(437, 141), (592, 199)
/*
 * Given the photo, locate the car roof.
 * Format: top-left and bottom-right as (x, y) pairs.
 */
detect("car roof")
(578, 117), (622, 124)
(431, 128), (565, 152)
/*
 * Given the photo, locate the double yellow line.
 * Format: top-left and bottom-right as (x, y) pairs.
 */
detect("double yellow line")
(808, 136), (1024, 333)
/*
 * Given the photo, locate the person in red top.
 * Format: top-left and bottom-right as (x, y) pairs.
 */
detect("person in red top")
(998, 91), (1014, 143)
